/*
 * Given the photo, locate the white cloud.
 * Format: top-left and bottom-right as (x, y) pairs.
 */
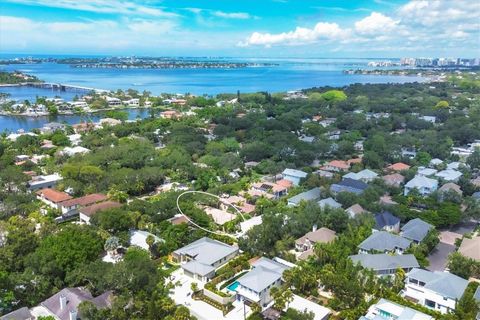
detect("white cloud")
(354, 12), (398, 35)
(4, 0), (177, 17)
(240, 22), (349, 47)
(212, 11), (251, 19)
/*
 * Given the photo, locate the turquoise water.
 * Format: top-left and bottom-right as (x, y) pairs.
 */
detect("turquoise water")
(227, 281), (240, 292)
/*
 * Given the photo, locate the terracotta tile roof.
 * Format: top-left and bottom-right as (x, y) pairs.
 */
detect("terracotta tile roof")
(387, 162), (411, 171)
(347, 158), (362, 165)
(168, 214), (189, 225)
(36, 188), (73, 203)
(79, 201), (122, 217)
(60, 194), (108, 208)
(326, 160), (350, 169)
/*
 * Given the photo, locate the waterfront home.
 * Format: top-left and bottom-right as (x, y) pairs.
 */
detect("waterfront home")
(172, 237), (238, 283)
(382, 173), (405, 187)
(346, 204), (366, 218)
(358, 231), (411, 254)
(281, 168), (308, 186)
(404, 175), (438, 196)
(36, 188), (72, 210)
(374, 211), (400, 233)
(458, 236), (480, 261)
(79, 201), (122, 224)
(28, 173), (63, 191)
(359, 298), (433, 320)
(40, 122), (66, 134)
(160, 110), (181, 119)
(58, 193), (108, 217)
(124, 98), (139, 106)
(330, 178), (368, 195)
(105, 96), (122, 106)
(99, 118), (122, 127)
(287, 187), (321, 207)
(350, 254), (419, 276)
(403, 268), (468, 314)
(401, 218), (434, 244)
(235, 257), (291, 307)
(37, 287), (112, 320)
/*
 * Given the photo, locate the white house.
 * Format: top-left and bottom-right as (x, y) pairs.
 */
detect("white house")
(281, 168), (308, 186)
(129, 230), (163, 251)
(28, 173), (63, 191)
(36, 188), (72, 210)
(235, 257), (291, 307)
(105, 96), (122, 106)
(172, 237), (238, 283)
(60, 146), (90, 157)
(435, 169), (462, 182)
(360, 298), (433, 320)
(402, 268), (468, 314)
(404, 175), (438, 196)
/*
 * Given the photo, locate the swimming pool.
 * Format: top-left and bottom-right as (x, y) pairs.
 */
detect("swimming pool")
(227, 281), (239, 292)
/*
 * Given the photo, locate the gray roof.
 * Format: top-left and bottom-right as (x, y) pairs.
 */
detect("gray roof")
(359, 231), (411, 252)
(350, 254), (419, 271)
(407, 268), (468, 300)
(287, 187), (321, 205)
(401, 218), (434, 242)
(317, 197), (342, 209)
(375, 211), (400, 229)
(41, 287), (112, 320)
(173, 237), (238, 266)
(282, 168), (308, 178)
(237, 257), (290, 293)
(0, 307), (32, 320)
(182, 260), (216, 276)
(405, 175), (438, 189)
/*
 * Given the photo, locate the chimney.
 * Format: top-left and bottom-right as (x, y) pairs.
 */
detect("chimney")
(312, 224), (317, 232)
(69, 309), (78, 320)
(59, 295), (67, 310)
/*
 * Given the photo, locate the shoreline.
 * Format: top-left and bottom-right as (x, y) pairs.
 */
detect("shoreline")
(0, 105), (154, 118)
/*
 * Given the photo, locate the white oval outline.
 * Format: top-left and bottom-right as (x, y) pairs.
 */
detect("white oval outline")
(176, 190), (247, 236)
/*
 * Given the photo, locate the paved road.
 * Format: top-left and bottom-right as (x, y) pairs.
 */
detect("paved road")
(427, 242), (456, 271)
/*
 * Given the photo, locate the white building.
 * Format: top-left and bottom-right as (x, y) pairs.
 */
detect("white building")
(281, 168), (308, 186)
(235, 257), (291, 308)
(360, 298), (433, 320)
(105, 96), (122, 106)
(404, 175), (438, 196)
(403, 268), (468, 314)
(28, 173), (63, 191)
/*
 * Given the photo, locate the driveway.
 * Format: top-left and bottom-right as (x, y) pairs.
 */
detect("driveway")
(427, 242), (456, 271)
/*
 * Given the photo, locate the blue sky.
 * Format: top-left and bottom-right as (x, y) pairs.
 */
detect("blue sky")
(1, 0), (478, 57)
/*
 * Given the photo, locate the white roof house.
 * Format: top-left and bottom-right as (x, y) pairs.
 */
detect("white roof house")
(282, 168), (308, 186)
(404, 175), (438, 196)
(342, 169), (378, 182)
(28, 173), (63, 191)
(360, 298), (433, 320)
(129, 230), (163, 251)
(417, 167), (438, 176)
(239, 215), (263, 235)
(172, 237), (238, 282)
(435, 169), (462, 182)
(288, 295), (330, 320)
(61, 146), (90, 156)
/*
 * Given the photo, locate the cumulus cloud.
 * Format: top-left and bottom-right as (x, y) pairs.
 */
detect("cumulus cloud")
(239, 22), (349, 47)
(240, 0), (480, 54)
(354, 12), (398, 35)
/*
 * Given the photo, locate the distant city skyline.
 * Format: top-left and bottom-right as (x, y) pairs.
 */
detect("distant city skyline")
(1, 0), (479, 57)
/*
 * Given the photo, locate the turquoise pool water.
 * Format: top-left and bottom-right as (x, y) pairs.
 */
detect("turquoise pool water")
(227, 281), (239, 291)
